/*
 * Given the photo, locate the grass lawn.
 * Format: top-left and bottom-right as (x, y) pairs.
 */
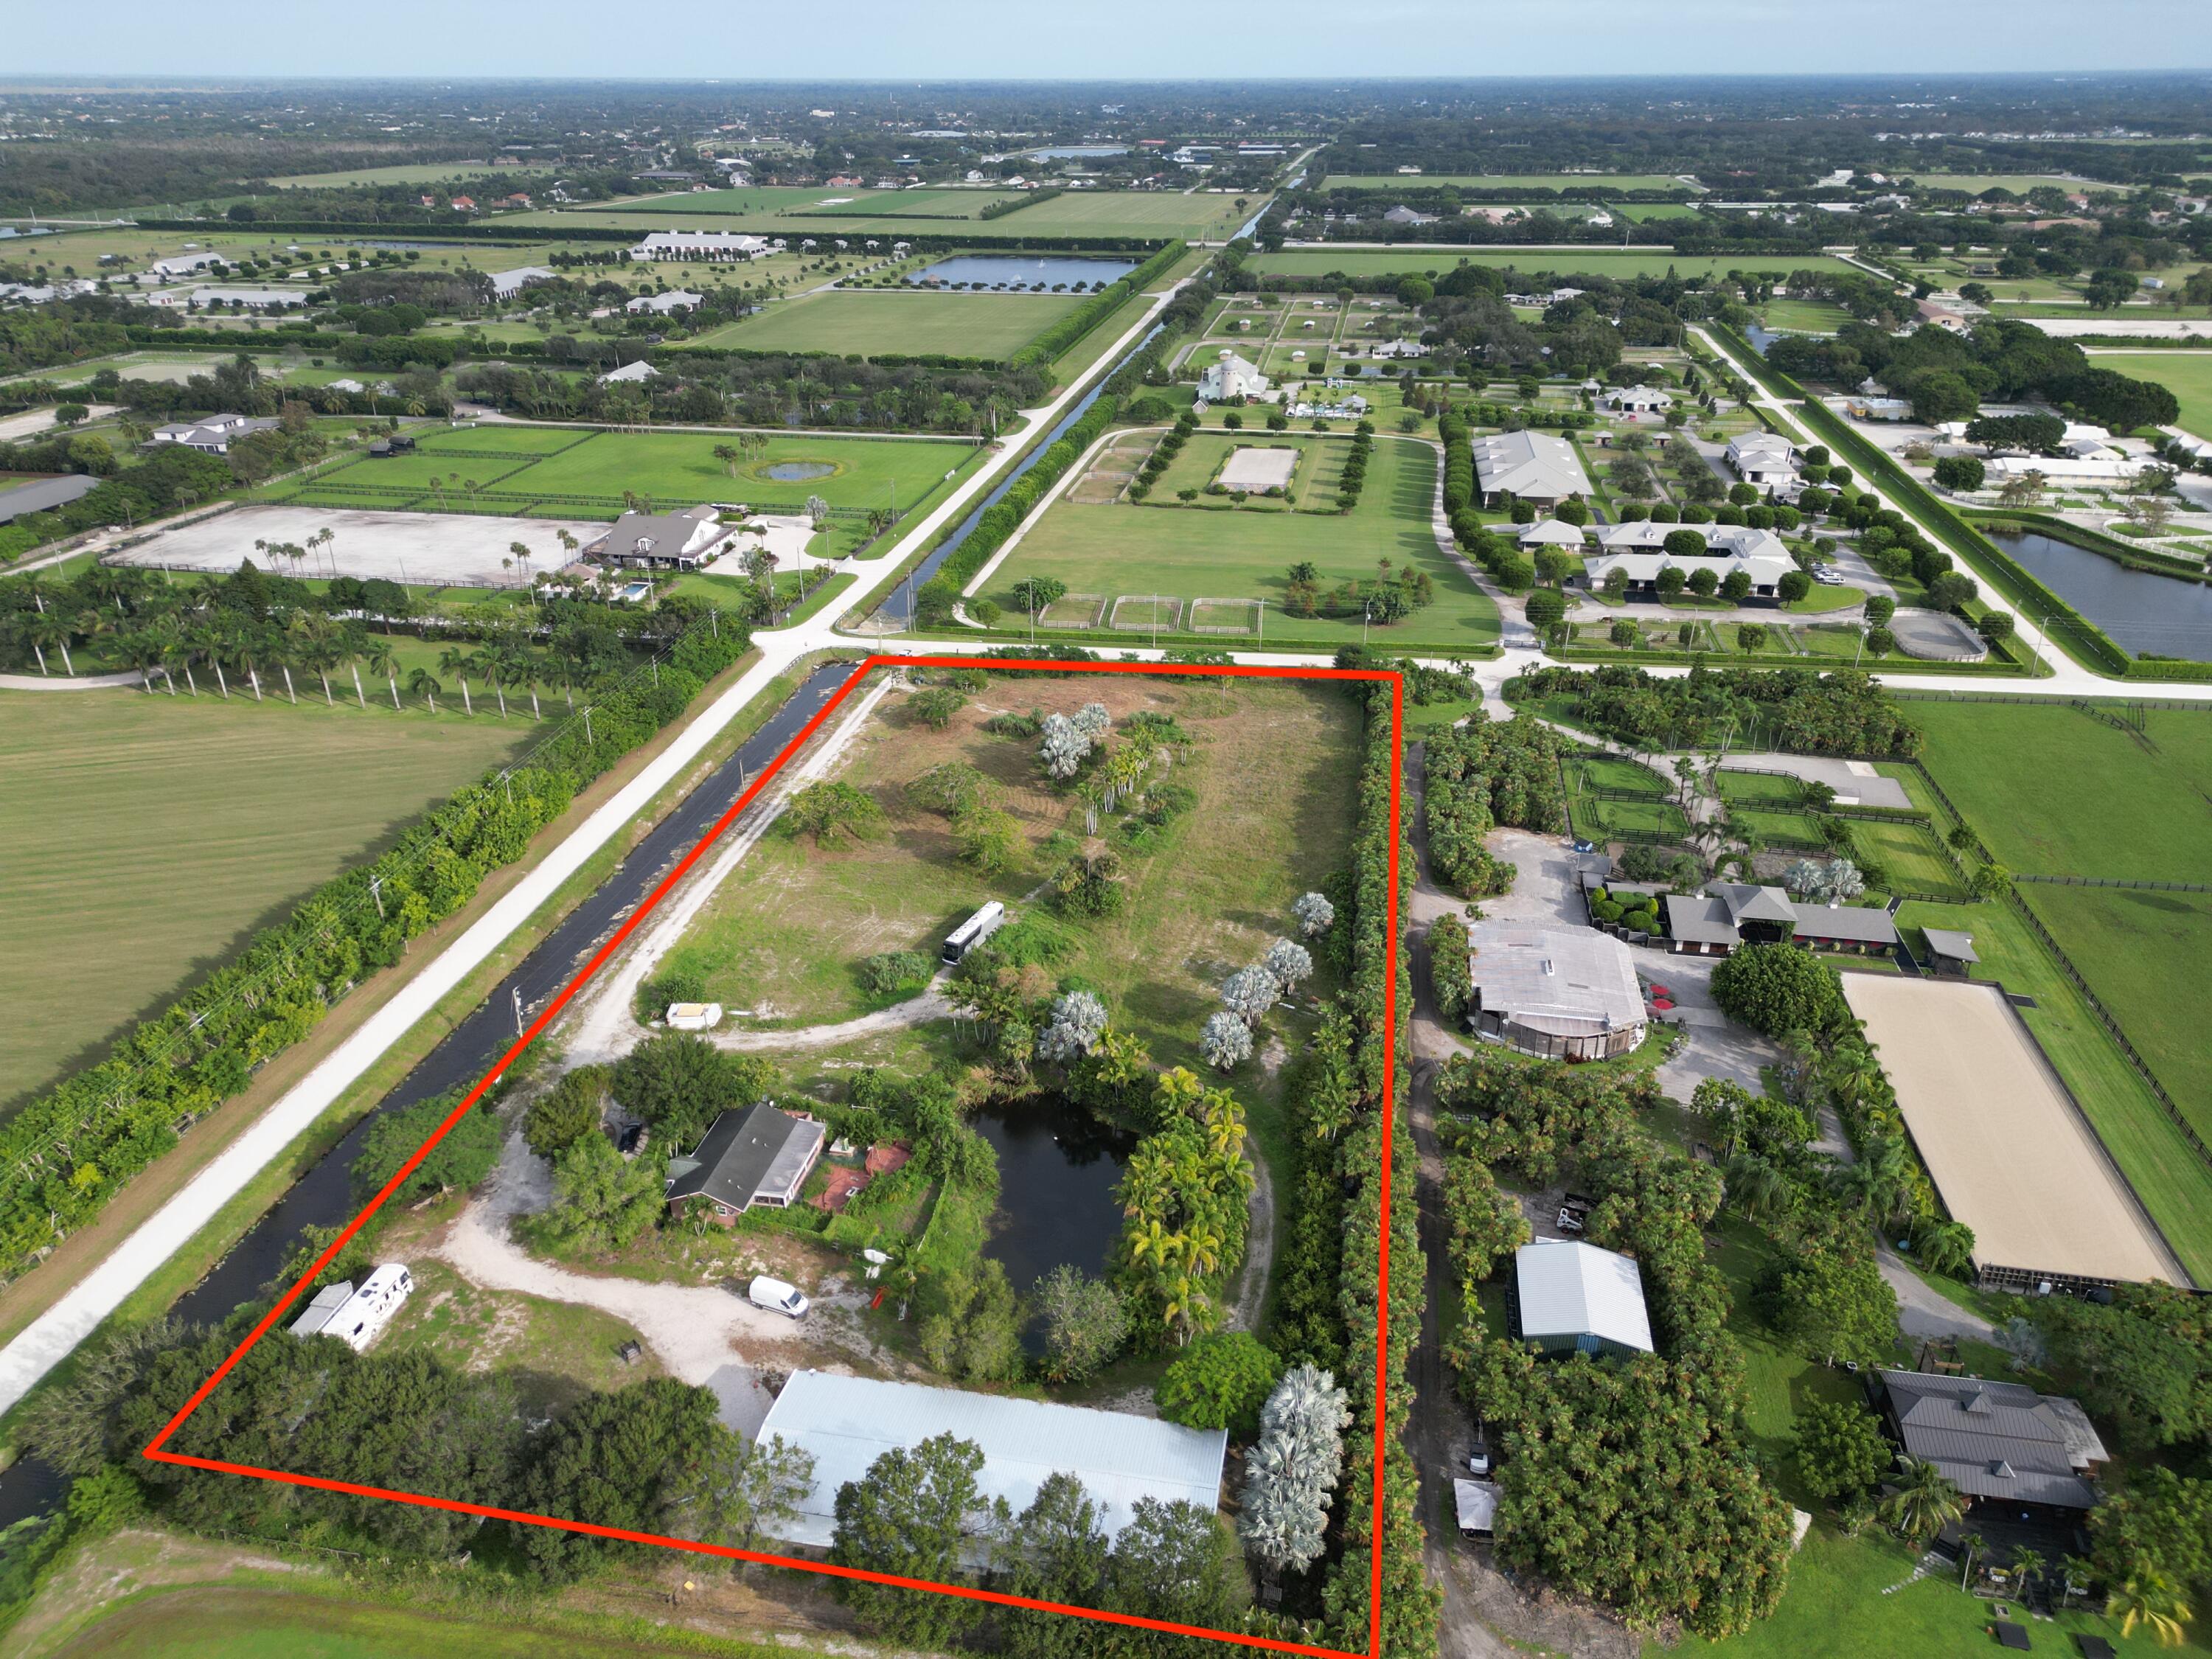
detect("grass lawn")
(1850, 817), (1968, 900)
(1245, 250), (1861, 282)
(1570, 753), (1672, 795)
(1728, 805), (1832, 851)
(1756, 296), (1851, 335)
(2021, 883), (2212, 1137)
(29, 1585), (778, 1659)
(684, 288), (1085, 358)
(0, 690), (530, 1113)
(979, 435), (1502, 654)
(1716, 768), (1808, 805)
(1910, 701), (2212, 881)
(2079, 351), (2212, 442)
(265, 161), (543, 189)
(1004, 190), (1259, 241)
(657, 675), (1359, 1084)
(1582, 796), (1690, 839)
(1894, 895), (2212, 1285)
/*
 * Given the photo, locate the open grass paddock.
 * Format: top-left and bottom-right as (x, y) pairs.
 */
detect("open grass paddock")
(2079, 351), (2212, 442)
(978, 435), (1501, 653)
(1005, 190), (1258, 240)
(684, 288), (1086, 358)
(0, 689), (530, 1112)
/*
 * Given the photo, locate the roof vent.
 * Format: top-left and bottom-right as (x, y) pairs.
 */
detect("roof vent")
(1990, 1459), (2015, 1479)
(1540, 959), (1555, 975)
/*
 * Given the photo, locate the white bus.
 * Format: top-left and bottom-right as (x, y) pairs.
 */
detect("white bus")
(942, 901), (1006, 966)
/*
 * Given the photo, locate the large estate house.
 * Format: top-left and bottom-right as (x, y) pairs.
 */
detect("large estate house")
(1662, 882), (1900, 956)
(1576, 521), (1795, 599)
(583, 503), (734, 571)
(1196, 351), (1270, 403)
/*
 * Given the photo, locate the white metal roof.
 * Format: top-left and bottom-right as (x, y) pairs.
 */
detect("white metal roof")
(1515, 1240), (1655, 1354)
(1467, 924), (1644, 1040)
(1453, 1478), (1500, 1533)
(757, 1370), (1228, 1548)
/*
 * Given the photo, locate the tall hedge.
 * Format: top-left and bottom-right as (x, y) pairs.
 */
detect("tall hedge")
(0, 613), (756, 1289)
(1008, 240), (1185, 372)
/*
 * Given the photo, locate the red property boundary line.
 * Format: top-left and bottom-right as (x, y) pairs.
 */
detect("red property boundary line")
(143, 654), (1404, 1659)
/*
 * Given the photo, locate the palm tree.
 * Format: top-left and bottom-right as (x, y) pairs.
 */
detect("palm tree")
(118, 629), (165, 692)
(713, 442), (740, 477)
(288, 613), (341, 705)
(1724, 1152), (1791, 1221)
(1957, 1529), (1986, 1591)
(2107, 1570), (2193, 1646)
(2008, 1547), (2046, 1602)
(1879, 1457), (1963, 1545)
(406, 667), (442, 713)
(366, 638), (401, 711)
(24, 607), (70, 675)
(437, 646), (476, 714)
(1914, 1219), (1977, 1279)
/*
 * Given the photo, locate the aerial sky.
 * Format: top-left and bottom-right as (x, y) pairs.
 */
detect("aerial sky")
(6, 0), (2211, 80)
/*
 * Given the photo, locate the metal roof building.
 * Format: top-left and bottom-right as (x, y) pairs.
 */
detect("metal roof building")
(757, 1371), (1229, 1548)
(0, 473), (98, 525)
(1874, 1369), (2107, 1513)
(1470, 429), (1591, 508)
(1514, 1240), (1654, 1360)
(1465, 923), (1646, 1060)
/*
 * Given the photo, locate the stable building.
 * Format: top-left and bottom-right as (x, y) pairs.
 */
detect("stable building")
(0, 473), (99, 524)
(1196, 351), (1269, 403)
(1470, 429), (1591, 510)
(1464, 923), (1646, 1061)
(1600, 384), (1674, 415)
(625, 289), (703, 316)
(1725, 432), (1800, 489)
(1663, 883), (1899, 956)
(757, 1370), (1228, 1550)
(629, 229), (771, 261)
(1514, 1240), (1655, 1360)
(664, 1102), (827, 1224)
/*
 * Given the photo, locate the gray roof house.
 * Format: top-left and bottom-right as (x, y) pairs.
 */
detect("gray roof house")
(1470, 430), (1591, 509)
(1466, 923), (1646, 1060)
(490, 265), (557, 298)
(664, 1102), (827, 1220)
(1874, 1368), (2108, 1514)
(1515, 1240), (1655, 1360)
(757, 1371), (1228, 1550)
(599, 359), (662, 385)
(148, 413), (279, 455)
(0, 473), (100, 524)
(584, 503), (731, 571)
(625, 289), (703, 316)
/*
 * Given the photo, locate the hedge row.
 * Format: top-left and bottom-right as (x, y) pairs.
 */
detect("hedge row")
(926, 391), (1124, 599)
(1009, 240), (1186, 372)
(0, 614), (757, 1290)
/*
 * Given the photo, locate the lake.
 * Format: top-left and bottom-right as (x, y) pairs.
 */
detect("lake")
(971, 1096), (1135, 1338)
(905, 254), (1136, 290)
(1989, 529), (2212, 662)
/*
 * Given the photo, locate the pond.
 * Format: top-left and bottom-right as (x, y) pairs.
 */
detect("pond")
(971, 1096), (1135, 1341)
(763, 461), (836, 481)
(1988, 529), (2212, 662)
(905, 254), (1137, 290)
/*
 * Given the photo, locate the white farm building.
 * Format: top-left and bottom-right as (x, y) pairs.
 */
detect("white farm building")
(757, 1371), (1228, 1549)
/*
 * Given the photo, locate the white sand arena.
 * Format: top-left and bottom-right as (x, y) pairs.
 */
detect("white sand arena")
(1842, 975), (2181, 1285)
(109, 506), (613, 589)
(1217, 445), (1299, 492)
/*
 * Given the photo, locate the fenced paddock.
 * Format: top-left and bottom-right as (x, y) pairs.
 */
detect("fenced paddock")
(1110, 595), (1183, 632)
(1188, 597), (1261, 636)
(1841, 974), (2184, 1287)
(1068, 436), (1152, 506)
(1037, 593), (1107, 630)
(108, 504), (612, 589)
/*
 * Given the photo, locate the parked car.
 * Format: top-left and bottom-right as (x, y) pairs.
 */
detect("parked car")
(748, 1276), (810, 1319)
(1467, 1426), (1492, 1476)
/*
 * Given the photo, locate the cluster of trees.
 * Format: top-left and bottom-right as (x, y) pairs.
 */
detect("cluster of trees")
(1279, 555), (1434, 625)
(1130, 408), (1195, 502)
(1512, 663), (1921, 757)
(1422, 714), (1568, 895)
(1333, 422), (1375, 512)
(1113, 1069), (1256, 1346)
(1204, 937), (1313, 1070)
(0, 608), (754, 1289)
(1436, 1056), (1797, 1636)
(1769, 316), (2180, 434)
(1239, 1365), (1354, 1576)
(0, 437), (231, 564)
(1426, 911), (1473, 1026)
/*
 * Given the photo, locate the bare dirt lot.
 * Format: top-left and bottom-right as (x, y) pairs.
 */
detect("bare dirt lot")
(1843, 974), (2183, 1284)
(109, 504), (611, 588)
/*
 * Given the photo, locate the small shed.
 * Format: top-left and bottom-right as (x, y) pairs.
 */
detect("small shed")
(1453, 1478), (1500, 1537)
(1514, 1239), (1654, 1360)
(1921, 928), (1979, 977)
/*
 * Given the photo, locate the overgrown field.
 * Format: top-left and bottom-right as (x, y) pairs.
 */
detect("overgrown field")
(0, 690), (532, 1111)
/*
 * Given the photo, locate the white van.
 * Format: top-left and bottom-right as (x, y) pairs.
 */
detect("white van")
(748, 1276), (810, 1320)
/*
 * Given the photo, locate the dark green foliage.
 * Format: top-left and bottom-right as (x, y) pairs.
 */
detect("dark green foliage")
(860, 950), (933, 996)
(1517, 663), (1919, 757)
(1155, 1332), (1282, 1436)
(518, 1377), (722, 1581)
(1424, 716), (1566, 896)
(636, 964), (706, 1020)
(1794, 1397), (1891, 1503)
(782, 779), (886, 844)
(2034, 1284), (2212, 1456)
(1427, 911), (1473, 1026)
(1710, 943), (1850, 1037)
(524, 1066), (608, 1161)
(611, 1035), (776, 1149)
(830, 1433), (991, 1647)
(350, 1089), (501, 1206)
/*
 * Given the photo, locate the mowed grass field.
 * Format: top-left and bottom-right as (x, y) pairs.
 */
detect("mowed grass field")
(979, 434), (1503, 653)
(624, 185), (1019, 220)
(1005, 189), (1260, 240)
(292, 426), (988, 520)
(0, 691), (531, 1111)
(2083, 351), (2212, 441)
(684, 288), (1085, 357)
(1910, 700), (2212, 879)
(1245, 248), (1860, 281)
(658, 675), (1358, 1079)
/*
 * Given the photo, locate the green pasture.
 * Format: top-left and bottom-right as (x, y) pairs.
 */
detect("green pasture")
(265, 161), (541, 189)
(1006, 190), (1259, 240)
(0, 688), (529, 1112)
(1321, 173), (1697, 194)
(684, 288), (1085, 358)
(1755, 296), (1851, 335)
(1909, 700), (2212, 880)
(978, 435), (1501, 653)
(2078, 352), (2212, 442)
(1909, 172), (2124, 195)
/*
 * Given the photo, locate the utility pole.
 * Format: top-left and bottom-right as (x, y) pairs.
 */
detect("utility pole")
(369, 876), (385, 920)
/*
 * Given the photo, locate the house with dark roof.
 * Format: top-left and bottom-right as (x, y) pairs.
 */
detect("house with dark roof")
(1871, 1368), (2108, 1518)
(664, 1102), (827, 1225)
(1663, 882), (1898, 957)
(582, 502), (731, 571)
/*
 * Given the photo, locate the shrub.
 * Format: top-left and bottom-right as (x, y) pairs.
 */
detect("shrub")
(637, 965), (706, 1020)
(860, 951), (933, 997)
(1156, 1332), (1282, 1436)
(1710, 942), (1848, 1036)
(1776, 570), (1812, 603)
(1525, 588), (1566, 628)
